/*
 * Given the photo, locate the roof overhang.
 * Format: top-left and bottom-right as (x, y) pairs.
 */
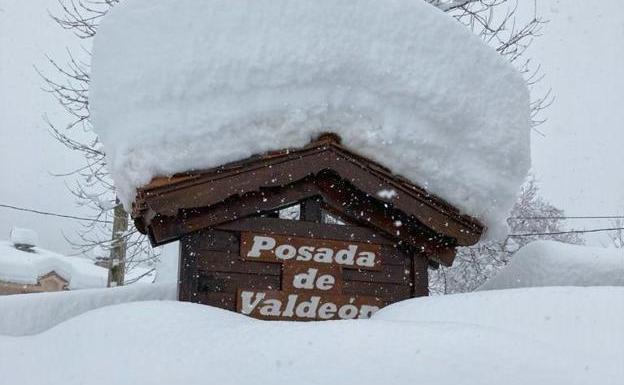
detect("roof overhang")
(132, 135), (485, 265)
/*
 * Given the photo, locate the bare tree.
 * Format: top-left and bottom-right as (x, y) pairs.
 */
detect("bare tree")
(606, 219), (624, 249)
(41, 0), (546, 285)
(427, 0), (550, 127)
(429, 177), (585, 294)
(38, 0), (156, 286)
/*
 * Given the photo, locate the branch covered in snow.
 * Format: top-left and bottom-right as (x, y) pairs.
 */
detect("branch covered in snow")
(428, 0), (474, 12)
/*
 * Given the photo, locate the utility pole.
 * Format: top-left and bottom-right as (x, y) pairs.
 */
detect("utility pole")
(107, 198), (129, 287)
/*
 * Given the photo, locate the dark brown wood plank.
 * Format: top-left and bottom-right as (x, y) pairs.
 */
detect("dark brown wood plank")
(194, 292), (237, 311)
(412, 253), (429, 297)
(196, 252), (282, 275)
(343, 263), (410, 284)
(300, 197), (323, 222)
(195, 247), (411, 283)
(197, 271), (281, 293)
(342, 281), (411, 301)
(179, 234), (198, 302)
(180, 180), (322, 235)
(217, 216), (394, 245)
(192, 229), (239, 251)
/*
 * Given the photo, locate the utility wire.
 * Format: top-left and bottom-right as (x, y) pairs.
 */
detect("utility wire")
(509, 216), (624, 220)
(509, 227), (624, 237)
(0, 203), (112, 224)
(2, 203), (622, 235)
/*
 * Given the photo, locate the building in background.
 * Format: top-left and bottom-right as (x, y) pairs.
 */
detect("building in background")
(0, 227), (108, 295)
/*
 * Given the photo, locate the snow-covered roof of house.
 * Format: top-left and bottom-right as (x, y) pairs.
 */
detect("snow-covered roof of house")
(480, 241), (624, 290)
(0, 241), (108, 290)
(90, 0), (530, 236)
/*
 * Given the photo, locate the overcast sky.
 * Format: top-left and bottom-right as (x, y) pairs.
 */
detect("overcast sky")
(0, 0), (622, 255)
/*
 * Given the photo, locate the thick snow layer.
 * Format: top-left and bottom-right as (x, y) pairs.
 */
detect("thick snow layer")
(10, 227), (38, 246)
(0, 240), (107, 289)
(90, 0), (530, 234)
(1, 287), (621, 385)
(0, 283), (176, 336)
(375, 287), (624, 366)
(480, 241), (624, 290)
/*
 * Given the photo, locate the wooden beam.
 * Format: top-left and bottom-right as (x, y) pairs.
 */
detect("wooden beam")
(300, 197), (323, 222)
(135, 143), (483, 245)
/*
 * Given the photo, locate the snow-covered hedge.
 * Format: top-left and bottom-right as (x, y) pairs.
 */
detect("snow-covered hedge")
(90, 0), (530, 234)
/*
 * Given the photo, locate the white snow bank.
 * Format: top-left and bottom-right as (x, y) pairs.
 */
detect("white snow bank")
(0, 240), (107, 289)
(91, 0), (530, 234)
(374, 286), (624, 363)
(479, 241), (624, 290)
(1, 287), (621, 385)
(0, 282), (176, 336)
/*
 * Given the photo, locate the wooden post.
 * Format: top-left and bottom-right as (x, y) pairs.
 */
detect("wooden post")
(300, 197), (323, 222)
(411, 253), (429, 297)
(108, 198), (129, 287)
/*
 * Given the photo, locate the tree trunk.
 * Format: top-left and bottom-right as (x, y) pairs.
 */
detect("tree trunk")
(107, 199), (128, 287)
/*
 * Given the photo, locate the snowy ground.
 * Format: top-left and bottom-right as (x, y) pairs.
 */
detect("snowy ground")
(1, 286), (621, 385)
(0, 283), (176, 336)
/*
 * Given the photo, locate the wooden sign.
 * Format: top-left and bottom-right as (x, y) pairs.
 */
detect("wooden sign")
(237, 289), (383, 321)
(282, 261), (343, 294)
(237, 231), (385, 321)
(240, 232), (382, 270)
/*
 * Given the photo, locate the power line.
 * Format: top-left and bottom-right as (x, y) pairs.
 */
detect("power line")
(0, 203), (112, 224)
(509, 227), (624, 237)
(2, 202), (621, 235)
(509, 216), (624, 220)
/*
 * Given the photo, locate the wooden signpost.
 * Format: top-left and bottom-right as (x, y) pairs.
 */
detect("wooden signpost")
(132, 135), (485, 321)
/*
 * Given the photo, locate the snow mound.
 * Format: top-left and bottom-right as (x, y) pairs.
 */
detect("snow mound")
(0, 283), (176, 336)
(0, 240), (107, 290)
(90, 0), (530, 234)
(479, 241), (624, 290)
(374, 286), (624, 361)
(10, 227), (38, 247)
(1, 288), (622, 385)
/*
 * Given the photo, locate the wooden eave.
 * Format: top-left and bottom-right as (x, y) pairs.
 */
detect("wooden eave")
(133, 136), (484, 249)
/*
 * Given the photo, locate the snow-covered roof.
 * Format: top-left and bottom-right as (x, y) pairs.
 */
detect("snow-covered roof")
(10, 227), (38, 247)
(90, 0), (530, 235)
(0, 241), (108, 290)
(1, 287), (621, 384)
(480, 241), (624, 290)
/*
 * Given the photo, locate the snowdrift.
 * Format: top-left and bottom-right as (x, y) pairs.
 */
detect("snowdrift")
(1, 287), (621, 385)
(90, 0), (530, 234)
(480, 241), (624, 290)
(0, 283), (176, 336)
